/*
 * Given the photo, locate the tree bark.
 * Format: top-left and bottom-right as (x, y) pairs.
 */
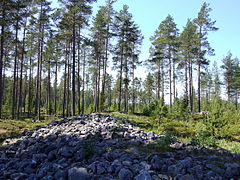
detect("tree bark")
(82, 47), (86, 114)
(17, 24), (27, 119)
(118, 45), (123, 111)
(0, 9), (5, 119)
(12, 11), (19, 119)
(72, 14), (76, 116)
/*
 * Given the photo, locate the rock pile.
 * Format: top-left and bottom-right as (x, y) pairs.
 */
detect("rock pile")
(0, 114), (240, 180)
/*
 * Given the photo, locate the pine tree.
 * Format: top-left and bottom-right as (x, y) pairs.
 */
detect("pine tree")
(113, 5), (142, 112)
(194, 2), (218, 112)
(149, 15), (178, 110)
(144, 73), (155, 104)
(59, 0), (96, 115)
(179, 20), (199, 110)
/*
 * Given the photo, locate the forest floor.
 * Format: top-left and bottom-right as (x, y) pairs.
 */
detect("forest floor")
(0, 112), (240, 154)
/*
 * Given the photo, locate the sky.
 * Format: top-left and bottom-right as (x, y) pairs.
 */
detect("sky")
(90, 0), (240, 78)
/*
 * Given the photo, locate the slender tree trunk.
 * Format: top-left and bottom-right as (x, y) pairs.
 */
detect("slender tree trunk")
(35, 4), (43, 120)
(47, 58), (51, 115)
(118, 45), (124, 111)
(67, 49), (71, 116)
(62, 45), (68, 118)
(72, 15), (76, 116)
(185, 61), (188, 107)
(161, 59), (164, 105)
(38, 25), (44, 120)
(189, 58), (193, 112)
(77, 30), (81, 115)
(132, 68), (135, 113)
(97, 55), (101, 112)
(157, 62), (161, 100)
(94, 56), (99, 112)
(28, 51), (33, 117)
(197, 62), (201, 112)
(23, 74), (27, 114)
(12, 13), (19, 119)
(0, 9), (5, 119)
(173, 58), (176, 100)
(100, 30), (109, 112)
(17, 24), (27, 119)
(169, 47), (172, 111)
(198, 26), (202, 113)
(124, 56), (128, 113)
(82, 47), (86, 114)
(54, 44), (58, 116)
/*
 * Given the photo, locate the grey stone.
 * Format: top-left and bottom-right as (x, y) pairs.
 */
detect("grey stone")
(10, 173), (28, 180)
(168, 164), (186, 176)
(177, 157), (192, 169)
(47, 150), (57, 161)
(151, 155), (164, 170)
(140, 161), (151, 170)
(157, 174), (169, 180)
(118, 168), (133, 180)
(122, 160), (132, 166)
(68, 167), (91, 180)
(54, 169), (67, 180)
(88, 161), (106, 175)
(134, 170), (152, 180)
(32, 153), (47, 163)
(206, 164), (224, 176)
(58, 146), (74, 157)
(179, 174), (194, 180)
(225, 163), (240, 178)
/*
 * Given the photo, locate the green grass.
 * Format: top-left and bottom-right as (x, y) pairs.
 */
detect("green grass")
(104, 112), (240, 154)
(0, 116), (62, 145)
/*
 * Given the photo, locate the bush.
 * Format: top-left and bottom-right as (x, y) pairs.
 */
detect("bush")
(204, 98), (228, 137)
(192, 123), (217, 147)
(146, 132), (173, 152)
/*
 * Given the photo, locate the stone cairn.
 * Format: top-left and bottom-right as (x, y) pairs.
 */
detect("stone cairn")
(0, 114), (239, 180)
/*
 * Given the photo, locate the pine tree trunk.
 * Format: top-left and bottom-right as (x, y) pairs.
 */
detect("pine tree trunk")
(157, 62), (161, 99)
(17, 25), (27, 119)
(38, 24), (44, 120)
(0, 9), (5, 119)
(118, 45), (123, 111)
(132, 68), (135, 113)
(100, 30), (109, 112)
(28, 52), (33, 117)
(67, 50), (71, 116)
(97, 55), (101, 112)
(12, 14), (19, 119)
(72, 16), (76, 116)
(47, 58), (51, 115)
(62, 45), (68, 118)
(173, 58), (176, 100)
(197, 62), (201, 112)
(77, 37), (81, 115)
(169, 47), (172, 111)
(189, 58), (193, 112)
(198, 27), (202, 113)
(185, 62), (188, 107)
(54, 44), (58, 115)
(161, 59), (164, 105)
(23, 74), (27, 114)
(82, 47), (86, 114)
